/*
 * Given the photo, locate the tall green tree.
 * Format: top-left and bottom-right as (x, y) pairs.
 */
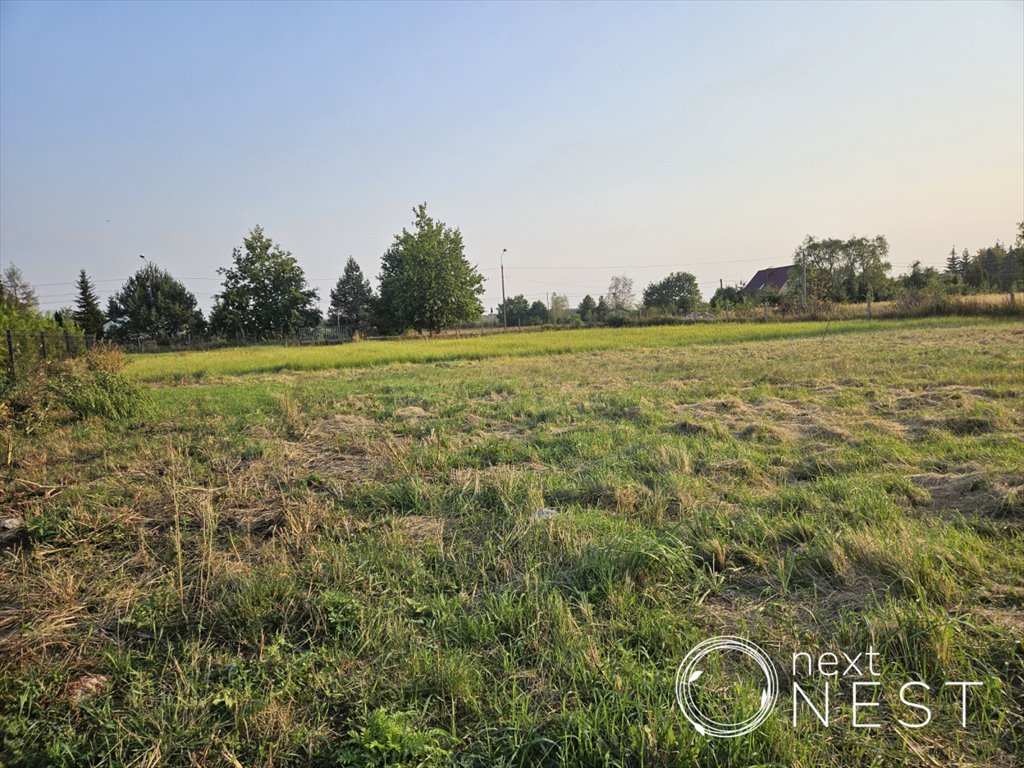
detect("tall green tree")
(210, 226), (321, 338)
(73, 269), (106, 337)
(972, 242), (1020, 297)
(496, 294), (531, 326)
(550, 293), (569, 323)
(849, 235), (892, 308)
(577, 294), (597, 321)
(642, 271), (702, 313)
(793, 235), (891, 302)
(329, 257), (376, 334)
(376, 204), (484, 334)
(106, 263), (204, 340)
(528, 300), (549, 325)
(1, 264), (37, 310)
(605, 275), (635, 311)
(959, 248), (972, 277)
(945, 246), (961, 277)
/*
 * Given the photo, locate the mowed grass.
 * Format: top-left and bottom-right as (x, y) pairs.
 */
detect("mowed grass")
(126, 316), (1001, 381)
(2, 320), (1023, 767)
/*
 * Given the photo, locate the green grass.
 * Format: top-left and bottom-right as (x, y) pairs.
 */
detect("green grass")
(126, 316), (1002, 381)
(2, 319), (1022, 767)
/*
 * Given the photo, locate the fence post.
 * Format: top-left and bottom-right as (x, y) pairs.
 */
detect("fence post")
(64, 332), (72, 355)
(5, 330), (13, 375)
(39, 331), (47, 359)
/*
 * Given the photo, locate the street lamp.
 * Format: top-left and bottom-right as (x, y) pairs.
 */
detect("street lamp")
(500, 248), (508, 329)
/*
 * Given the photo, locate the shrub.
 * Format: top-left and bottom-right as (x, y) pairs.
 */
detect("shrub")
(1, 348), (147, 430)
(46, 367), (148, 420)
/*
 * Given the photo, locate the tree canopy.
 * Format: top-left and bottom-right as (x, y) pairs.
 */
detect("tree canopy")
(549, 293), (569, 322)
(642, 271), (702, 313)
(210, 226), (321, 338)
(528, 300), (549, 325)
(605, 275), (635, 311)
(793, 235), (892, 302)
(577, 294), (597, 321)
(106, 263), (205, 340)
(376, 204), (484, 334)
(1, 264), (38, 311)
(709, 285), (746, 309)
(497, 294), (531, 326)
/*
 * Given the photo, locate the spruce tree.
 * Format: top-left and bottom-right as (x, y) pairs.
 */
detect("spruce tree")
(74, 269), (106, 337)
(945, 247), (961, 276)
(959, 248), (972, 278)
(329, 257), (376, 335)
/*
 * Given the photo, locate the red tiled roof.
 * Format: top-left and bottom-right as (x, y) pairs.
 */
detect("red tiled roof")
(745, 265), (795, 293)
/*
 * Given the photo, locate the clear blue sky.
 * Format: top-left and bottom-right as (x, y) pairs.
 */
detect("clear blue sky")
(2, 0), (1022, 313)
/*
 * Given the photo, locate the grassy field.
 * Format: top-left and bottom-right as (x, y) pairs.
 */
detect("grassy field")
(126, 317), (1003, 381)
(2, 319), (1022, 766)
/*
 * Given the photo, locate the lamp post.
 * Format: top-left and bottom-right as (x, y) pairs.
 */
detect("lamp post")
(500, 248), (508, 329)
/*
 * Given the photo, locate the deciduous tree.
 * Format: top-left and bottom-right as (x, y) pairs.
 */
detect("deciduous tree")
(528, 300), (549, 325)
(642, 271), (702, 313)
(550, 293), (569, 322)
(496, 294), (530, 326)
(710, 285), (745, 309)
(606, 275), (635, 311)
(376, 204), (484, 334)
(210, 226), (321, 338)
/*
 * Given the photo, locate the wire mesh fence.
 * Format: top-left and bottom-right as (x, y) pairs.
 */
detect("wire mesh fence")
(3, 329), (92, 380)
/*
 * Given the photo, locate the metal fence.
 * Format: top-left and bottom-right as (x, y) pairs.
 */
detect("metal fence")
(3, 329), (91, 379)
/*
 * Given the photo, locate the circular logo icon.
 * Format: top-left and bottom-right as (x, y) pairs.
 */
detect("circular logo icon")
(675, 636), (779, 738)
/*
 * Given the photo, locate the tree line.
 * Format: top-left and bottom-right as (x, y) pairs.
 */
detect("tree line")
(496, 271), (703, 327)
(2, 205), (486, 341)
(3, 212), (1022, 342)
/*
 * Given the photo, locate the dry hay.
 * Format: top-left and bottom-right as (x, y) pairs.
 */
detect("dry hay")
(216, 413), (379, 535)
(451, 461), (546, 486)
(285, 412), (378, 481)
(908, 467), (1023, 522)
(395, 406), (430, 421)
(670, 395), (840, 445)
(392, 514), (446, 544)
(873, 385), (1017, 437)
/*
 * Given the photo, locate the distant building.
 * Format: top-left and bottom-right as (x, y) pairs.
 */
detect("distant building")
(744, 265), (795, 295)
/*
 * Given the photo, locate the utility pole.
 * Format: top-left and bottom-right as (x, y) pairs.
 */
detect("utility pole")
(719, 278), (723, 291)
(802, 261), (807, 305)
(500, 248), (508, 330)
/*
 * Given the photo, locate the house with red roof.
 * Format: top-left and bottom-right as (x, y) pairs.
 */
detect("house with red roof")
(744, 265), (796, 296)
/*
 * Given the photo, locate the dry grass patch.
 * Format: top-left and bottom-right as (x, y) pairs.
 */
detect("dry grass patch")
(909, 468), (1024, 523)
(392, 514), (446, 545)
